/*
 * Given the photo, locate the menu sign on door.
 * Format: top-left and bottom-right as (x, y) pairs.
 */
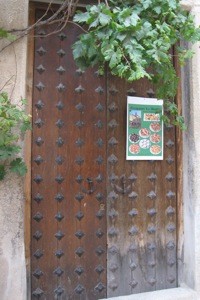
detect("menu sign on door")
(126, 97), (164, 160)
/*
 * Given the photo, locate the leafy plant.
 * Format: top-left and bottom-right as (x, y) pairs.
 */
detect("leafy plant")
(0, 92), (31, 180)
(0, 27), (16, 41)
(72, 0), (200, 129)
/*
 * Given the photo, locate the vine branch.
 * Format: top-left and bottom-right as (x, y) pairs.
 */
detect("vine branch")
(0, 0), (81, 53)
(105, 0), (109, 7)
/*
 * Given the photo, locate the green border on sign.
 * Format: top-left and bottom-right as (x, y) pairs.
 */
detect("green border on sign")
(126, 97), (163, 160)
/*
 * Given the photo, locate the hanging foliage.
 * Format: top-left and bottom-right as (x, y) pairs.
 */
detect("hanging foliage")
(0, 92), (31, 180)
(72, 0), (200, 129)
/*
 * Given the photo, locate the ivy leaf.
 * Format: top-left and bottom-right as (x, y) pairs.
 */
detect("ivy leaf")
(124, 12), (139, 27)
(0, 92), (31, 180)
(0, 145), (21, 160)
(140, 0), (152, 9)
(0, 27), (9, 38)
(0, 27), (16, 41)
(109, 51), (122, 68)
(9, 158), (27, 176)
(153, 6), (161, 14)
(0, 165), (6, 180)
(166, 101), (178, 116)
(168, 0), (178, 9)
(72, 39), (85, 60)
(0, 133), (5, 146)
(161, 115), (170, 124)
(99, 13), (112, 26)
(87, 45), (97, 60)
(73, 11), (90, 23)
(20, 121), (32, 133)
(116, 63), (129, 77)
(72, 0), (200, 130)
(173, 116), (187, 130)
(135, 21), (152, 40)
(20, 98), (27, 105)
(89, 18), (99, 29)
(188, 27), (200, 44)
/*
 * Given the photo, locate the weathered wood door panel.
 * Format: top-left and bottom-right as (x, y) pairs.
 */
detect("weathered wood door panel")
(31, 6), (177, 299)
(31, 10), (107, 300)
(106, 75), (177, 296)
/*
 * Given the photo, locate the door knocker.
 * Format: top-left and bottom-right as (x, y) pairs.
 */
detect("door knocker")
(114, 175), (131, 195)
(81, 177), (96, 195)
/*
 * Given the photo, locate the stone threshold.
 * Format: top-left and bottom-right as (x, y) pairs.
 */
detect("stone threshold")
(100, 286), (199, 300)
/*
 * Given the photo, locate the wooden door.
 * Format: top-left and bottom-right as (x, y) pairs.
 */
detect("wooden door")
(31, 9), (107, 300)
(31, 6), (178, 300)
(106, 75), (177, 297)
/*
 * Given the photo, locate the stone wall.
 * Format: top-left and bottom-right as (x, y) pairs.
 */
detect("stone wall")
(184, 1), (200, 293)
(0, 0), (29, 299)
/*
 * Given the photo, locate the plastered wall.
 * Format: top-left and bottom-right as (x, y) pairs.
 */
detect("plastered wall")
(0, 0), (200, 300)
(184, 1), (200, 294)
(0, 0), (29, 299)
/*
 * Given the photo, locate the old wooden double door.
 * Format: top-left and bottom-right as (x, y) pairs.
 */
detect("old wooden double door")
(31, 7), (178, 300)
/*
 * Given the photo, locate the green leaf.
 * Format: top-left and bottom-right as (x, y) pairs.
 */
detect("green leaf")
(140, 0), (152, 9)
(9, 158), (27, 176)
(20, 121), (32, 133)
(99, 13), (112, 26)
(89, 18), (99, 29)
(73, 11), (90, 23)
(20, 98), (27, 105)
(116, 63), (129, 77)
(0, 28), (16, 41)
(161, 115), (170, 124)
(0, 27), (9, 38)
(168, 0), (178, 10)
(71, 0), (200, 130)
(124, 12), (139, 27)
(173, 116), (187, 130)
(153, 6), (161, 14)
(0, 145), (21, 161)
(109, 51), (121, 68)
(0, 134), (5, 146)
(0, 165), (6, 180)
(72, 40), (85, 60)
(135, 21), (153, 40)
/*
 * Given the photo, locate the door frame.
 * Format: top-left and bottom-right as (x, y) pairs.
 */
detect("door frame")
(24, 2), (184, 298)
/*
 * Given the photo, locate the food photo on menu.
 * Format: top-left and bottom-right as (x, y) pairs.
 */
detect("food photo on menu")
(126, 97), (163, 160)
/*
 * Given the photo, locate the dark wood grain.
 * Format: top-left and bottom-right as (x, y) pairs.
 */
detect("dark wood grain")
(31, 6), (179, 299)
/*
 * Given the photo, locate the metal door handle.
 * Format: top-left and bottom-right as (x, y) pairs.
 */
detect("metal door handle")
(114, 175), (131, 195)
(81, 177), (96, 194)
